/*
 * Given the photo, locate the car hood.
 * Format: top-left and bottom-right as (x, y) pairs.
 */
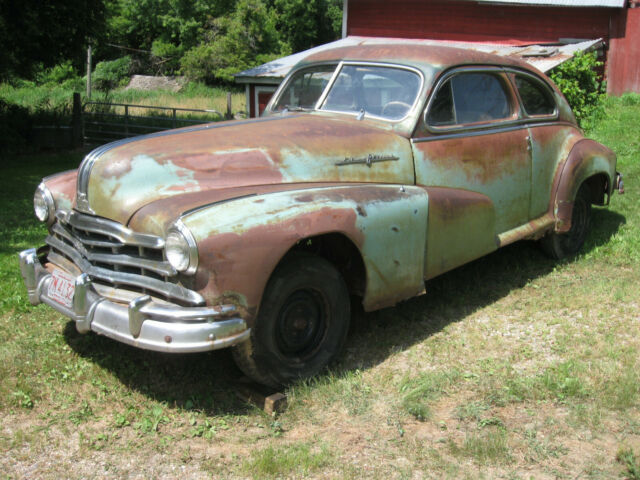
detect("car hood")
(80, 114), (415, 226)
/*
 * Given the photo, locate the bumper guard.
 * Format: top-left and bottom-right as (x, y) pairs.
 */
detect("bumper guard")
(18, 248), (250, 353)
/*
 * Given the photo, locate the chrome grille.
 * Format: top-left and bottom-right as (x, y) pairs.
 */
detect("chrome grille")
(46, 210), (203, 306)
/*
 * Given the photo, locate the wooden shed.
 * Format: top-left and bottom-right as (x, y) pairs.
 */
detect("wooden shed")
(235, 0), (640, 117)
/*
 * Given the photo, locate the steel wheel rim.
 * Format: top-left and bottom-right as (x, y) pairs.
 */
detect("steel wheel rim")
(275, 288), (328, 359)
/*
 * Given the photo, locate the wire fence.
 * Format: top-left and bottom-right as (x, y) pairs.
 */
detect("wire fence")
(82, 100), (243, 146)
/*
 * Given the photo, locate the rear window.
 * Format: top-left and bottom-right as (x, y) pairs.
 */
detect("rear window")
(515, 75), (556, 116)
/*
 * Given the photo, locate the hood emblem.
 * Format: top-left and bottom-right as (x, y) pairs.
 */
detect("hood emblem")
(335, 154), (399, 167)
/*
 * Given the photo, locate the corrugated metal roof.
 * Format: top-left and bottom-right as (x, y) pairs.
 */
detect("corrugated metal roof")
(475, 0), (625, 7)
(234, 36), (603, 83)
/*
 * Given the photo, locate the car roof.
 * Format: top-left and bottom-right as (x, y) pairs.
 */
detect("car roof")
(299, 42), (541, 78)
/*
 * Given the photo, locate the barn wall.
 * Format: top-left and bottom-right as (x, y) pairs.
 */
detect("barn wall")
(347, 0), (613, 45)
(608, 7), (640, 95)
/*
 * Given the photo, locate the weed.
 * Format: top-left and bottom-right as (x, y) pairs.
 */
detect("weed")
(134, 406), (169, 434)
(69, 400), (93, 425)
(458, 427), (511, 464)
(242, 442), (334, 479)
(11, 389), (34, 409)
(616, 447), (640, 480)
(399, 369), (460, 421)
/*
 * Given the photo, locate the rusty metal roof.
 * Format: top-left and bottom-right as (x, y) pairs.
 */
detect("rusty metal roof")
(474, 0), (624, 6)
(234, 36), (603, 84)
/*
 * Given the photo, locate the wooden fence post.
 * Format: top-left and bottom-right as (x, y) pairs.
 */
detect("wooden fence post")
(226, 92), (233, 120)
(72, 93), (83, 147)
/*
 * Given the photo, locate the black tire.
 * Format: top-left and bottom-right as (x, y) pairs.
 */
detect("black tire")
(232, 253), (350, 388)
(541, 184), (592, 260)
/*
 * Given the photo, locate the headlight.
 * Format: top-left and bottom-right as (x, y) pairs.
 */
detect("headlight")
(34, 183), (55, 224)
(165, 220), (198, 275)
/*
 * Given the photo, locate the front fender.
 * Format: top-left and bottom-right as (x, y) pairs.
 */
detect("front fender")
(552, 139), (616, 232)
(180, 184), (429, 321)
(43, 169), (77, 212)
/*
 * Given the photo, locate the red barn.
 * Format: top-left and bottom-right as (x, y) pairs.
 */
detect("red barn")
(236, 0), (640, 117)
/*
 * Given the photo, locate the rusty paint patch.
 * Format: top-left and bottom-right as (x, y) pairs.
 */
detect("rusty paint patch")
(86, 115), (416, 225)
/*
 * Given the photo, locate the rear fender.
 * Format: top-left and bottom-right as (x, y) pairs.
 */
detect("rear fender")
(551, 139), (616, 232)
(180, 185), (429, 321)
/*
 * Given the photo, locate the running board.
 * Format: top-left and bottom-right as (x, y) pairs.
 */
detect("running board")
(497, 213), (555, 248)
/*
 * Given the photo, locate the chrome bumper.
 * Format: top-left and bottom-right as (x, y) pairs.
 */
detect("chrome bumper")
(18, 248), (250, 353)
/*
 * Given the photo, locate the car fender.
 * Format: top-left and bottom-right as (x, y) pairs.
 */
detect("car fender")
(179, 184), (429, 322)
(43, 169), (77, 212)
(551, 139), (616, 232)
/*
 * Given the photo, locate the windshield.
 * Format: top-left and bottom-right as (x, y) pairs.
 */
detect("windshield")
(272, 63), (422, 121)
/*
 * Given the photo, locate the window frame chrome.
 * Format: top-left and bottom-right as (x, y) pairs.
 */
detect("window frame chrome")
(423, 66), (525, 135)
(505, 68), (559, 121)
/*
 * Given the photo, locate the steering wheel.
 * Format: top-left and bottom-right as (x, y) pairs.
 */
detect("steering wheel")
(381, 101), (411, 118)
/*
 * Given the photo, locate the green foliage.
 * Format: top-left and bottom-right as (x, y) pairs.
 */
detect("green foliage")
(93, 56), (133, 91)
(400, 370), (461, 421)
(181, 0), (281, 83)
(550, 51), (605, 126)
(0, 0), (106, 81)
(36, 61), (78, 86)
(243, 442), (333, 479)
(617, 448), (640, 480)
(273, 0), (343, 53)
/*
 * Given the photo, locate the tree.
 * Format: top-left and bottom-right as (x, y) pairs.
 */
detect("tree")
(181, 0), (282, 83)
(272, 0), (342, 53)
(0, 0), (107, 81)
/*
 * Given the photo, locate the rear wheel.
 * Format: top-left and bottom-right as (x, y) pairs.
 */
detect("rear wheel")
(232, 253), (350, 388)
(541, 184), (592, 259)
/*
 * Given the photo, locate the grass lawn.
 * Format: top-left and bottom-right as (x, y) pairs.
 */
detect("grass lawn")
(0, 95), (639, 479)
(0, 81), (247, 119)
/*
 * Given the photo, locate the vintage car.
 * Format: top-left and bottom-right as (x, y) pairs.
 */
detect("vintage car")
(19, 43), (623, 387)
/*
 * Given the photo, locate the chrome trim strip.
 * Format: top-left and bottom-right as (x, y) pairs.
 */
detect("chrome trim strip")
(18, 249), (249, 354)
(60, 210), (164, 249)
(412, 121), (576, 143)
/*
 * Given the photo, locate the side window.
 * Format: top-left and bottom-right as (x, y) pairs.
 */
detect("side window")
(427, 72), (512, 127)
(515, 75), (556, 116)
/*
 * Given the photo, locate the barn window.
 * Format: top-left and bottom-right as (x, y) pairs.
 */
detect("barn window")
(515, 75), (556, 117)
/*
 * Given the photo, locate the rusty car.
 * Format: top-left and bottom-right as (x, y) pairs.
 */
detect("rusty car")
(19, 43), (623, 387)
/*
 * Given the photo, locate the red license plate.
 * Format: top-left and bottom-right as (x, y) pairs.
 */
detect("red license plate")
(48, 269), (75, 308)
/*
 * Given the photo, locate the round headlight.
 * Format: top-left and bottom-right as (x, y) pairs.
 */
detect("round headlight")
(34, 183), (54, 223)
(165, 221), (198, 274)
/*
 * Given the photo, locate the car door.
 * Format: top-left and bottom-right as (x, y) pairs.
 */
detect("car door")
(412, 68), (532, 235)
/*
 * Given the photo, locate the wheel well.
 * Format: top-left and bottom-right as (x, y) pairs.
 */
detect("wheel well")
(582, 173), (609, 205)
(285, 233), (367, 297)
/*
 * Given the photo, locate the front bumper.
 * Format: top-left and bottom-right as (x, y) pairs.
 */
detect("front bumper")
(18, 248), (250, 353)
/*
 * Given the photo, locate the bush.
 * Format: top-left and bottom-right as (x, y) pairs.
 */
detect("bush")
(36, 61), (78, 86)
(93, 56), (132, 91)
(550, 51), (605, 127)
